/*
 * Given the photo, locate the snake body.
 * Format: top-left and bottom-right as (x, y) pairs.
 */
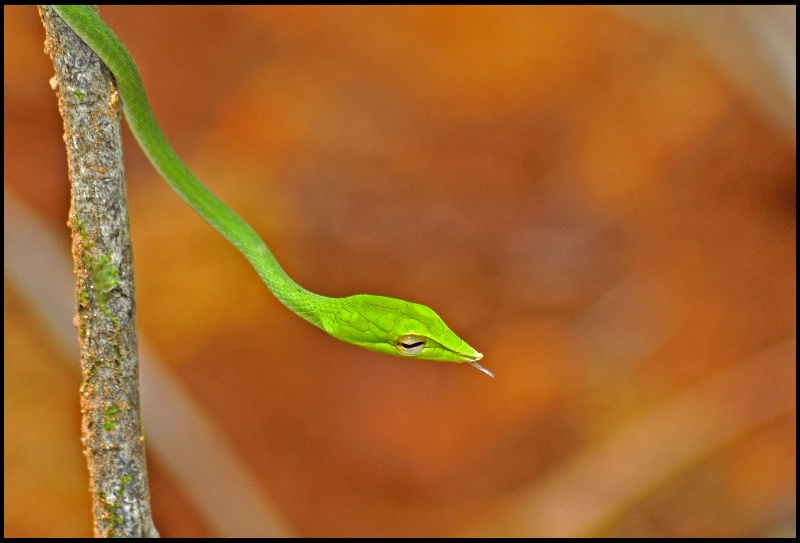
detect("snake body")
(52, 5), (491, 377)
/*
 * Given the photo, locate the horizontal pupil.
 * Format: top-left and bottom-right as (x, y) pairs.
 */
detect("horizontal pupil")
(402, 341), (424, 348)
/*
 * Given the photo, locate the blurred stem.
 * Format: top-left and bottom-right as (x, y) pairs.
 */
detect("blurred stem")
(39, 5), (158, 537)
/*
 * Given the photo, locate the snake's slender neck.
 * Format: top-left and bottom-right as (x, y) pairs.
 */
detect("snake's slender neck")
(128, 92), (329, 329)
(54, 5), (328, 328)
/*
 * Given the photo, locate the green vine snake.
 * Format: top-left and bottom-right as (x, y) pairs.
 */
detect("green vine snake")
(52, 5), (492, 378)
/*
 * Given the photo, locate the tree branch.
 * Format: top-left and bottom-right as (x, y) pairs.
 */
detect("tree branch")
(38, 5), (158, 537)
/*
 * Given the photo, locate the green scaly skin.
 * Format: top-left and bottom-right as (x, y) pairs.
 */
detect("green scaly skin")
(52, 5), (492, 377)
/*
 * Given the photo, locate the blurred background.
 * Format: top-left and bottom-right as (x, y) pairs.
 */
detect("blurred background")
(4, 5), (795, 537)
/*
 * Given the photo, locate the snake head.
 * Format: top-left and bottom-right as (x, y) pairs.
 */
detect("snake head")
(324, 294), (492, 376)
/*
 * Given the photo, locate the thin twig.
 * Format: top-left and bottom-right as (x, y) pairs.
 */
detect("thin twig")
(38, 5), (158, 537)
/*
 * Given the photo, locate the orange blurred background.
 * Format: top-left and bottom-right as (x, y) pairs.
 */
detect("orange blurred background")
(5, 5), (795, 537)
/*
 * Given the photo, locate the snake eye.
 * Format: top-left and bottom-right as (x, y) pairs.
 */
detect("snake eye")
(394, 334), (427, 356)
